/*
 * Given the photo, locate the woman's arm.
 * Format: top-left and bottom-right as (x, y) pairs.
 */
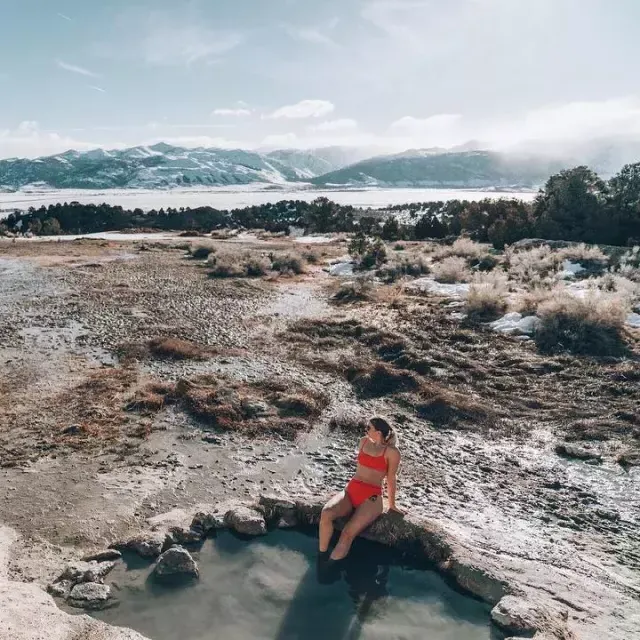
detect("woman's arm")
(385, 448), (401, 511)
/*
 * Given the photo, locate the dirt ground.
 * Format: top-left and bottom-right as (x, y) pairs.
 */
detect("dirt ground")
(0, 234), (639, 640)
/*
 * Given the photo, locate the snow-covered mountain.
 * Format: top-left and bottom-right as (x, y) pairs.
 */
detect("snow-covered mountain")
(2, 140), (635, 191)
(312, 150), (567, 188)
(0, 143), (347, 190)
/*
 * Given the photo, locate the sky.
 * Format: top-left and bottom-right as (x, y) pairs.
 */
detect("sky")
(1, 0), (640, 158)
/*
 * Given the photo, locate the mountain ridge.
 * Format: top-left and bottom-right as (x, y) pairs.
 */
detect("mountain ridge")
(1, 140), (635, 191)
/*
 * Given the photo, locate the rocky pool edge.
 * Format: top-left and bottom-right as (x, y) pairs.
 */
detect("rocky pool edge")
(1, 495), (576, 640)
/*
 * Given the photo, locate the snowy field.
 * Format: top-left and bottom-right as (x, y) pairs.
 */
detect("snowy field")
(0, 185), (536, 213)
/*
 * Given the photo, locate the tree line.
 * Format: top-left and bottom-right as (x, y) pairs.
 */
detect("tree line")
(2, 163), (640, 248)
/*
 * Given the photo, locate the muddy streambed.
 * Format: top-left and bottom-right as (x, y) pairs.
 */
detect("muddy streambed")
(88, 530), (494, 640)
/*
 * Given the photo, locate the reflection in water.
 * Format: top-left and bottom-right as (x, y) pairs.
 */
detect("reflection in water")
(92, 530), (493, 640)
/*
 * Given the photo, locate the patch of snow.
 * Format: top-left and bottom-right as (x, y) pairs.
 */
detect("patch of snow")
(407, 277), (470, 298)
(295, 235), (333, 244)
(627, 312), (640, 328)
(558, 260), (585, 279)
(490, 312), (541, 336)
(329, 261), (355, 276)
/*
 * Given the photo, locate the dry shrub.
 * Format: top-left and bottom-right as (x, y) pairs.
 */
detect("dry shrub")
(271, 252), (306, 275)
(435, 237), (488, 261)
(466, 272), (509, 321)
(377, 254), (430, 283)
(514, 287), (554, 316)
(535, 290), (630, 356)
(209, 251), (270, 278)
(332, 278), (374, 304)
(347, 362), (421, 398)
(559, 244), (608, 266)
(506, 246), (563, 283)
(189, 244), (215, 260)
(432, 256), (471, 284)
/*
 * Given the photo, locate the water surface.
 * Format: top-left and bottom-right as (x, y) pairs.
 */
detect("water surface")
(92, 530), (495, 640)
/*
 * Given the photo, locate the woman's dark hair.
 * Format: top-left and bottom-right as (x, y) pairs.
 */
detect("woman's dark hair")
(370, 417), (394, 443)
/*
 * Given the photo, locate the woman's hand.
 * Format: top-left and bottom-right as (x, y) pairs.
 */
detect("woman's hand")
(387, 504), (404, 516)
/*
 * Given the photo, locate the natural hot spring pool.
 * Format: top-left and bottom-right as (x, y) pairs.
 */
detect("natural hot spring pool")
(90, 530), (496, 640)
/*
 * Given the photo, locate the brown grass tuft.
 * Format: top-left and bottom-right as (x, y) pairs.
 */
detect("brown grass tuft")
(466, 273), (509, 321)
(117, 337), (213, 362)
(535, 290), (630, 356)
(432, 257), (471, 284)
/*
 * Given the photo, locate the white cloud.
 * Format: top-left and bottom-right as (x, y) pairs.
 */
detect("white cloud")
(390, 114), (465, 147)
(56, 60), (99, 78)
(141, 26), (242, 66)
(0, 122), (107, 159)
(94, 9), (244, 66)
(212, 108), (252, 117)
(146, 135), (248, 149)
(310, 118), (358, 132)
(486, 98), (640, 147)
(268, 100), (335, 119)
(57, 12), (73, 22)
(282, 24), (337, 48)
(261, 132), (300, 148)
(88, 85), (107, 93)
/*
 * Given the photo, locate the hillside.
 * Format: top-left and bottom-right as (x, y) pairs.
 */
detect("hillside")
(312, 150), (566, 188)
(0, 144), (325, 190)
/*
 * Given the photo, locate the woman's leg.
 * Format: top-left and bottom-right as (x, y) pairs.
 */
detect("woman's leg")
(329, 494), (383, 560)
(319, 491), (353, 552)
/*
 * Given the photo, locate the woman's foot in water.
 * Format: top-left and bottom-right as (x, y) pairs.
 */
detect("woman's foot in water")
(316, 551), (342, 584)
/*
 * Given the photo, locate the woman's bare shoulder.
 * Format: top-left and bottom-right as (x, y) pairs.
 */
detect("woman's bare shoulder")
(386, 445), (400, 460)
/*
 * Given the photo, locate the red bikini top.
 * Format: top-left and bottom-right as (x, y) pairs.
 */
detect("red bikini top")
(357, 443), (388, 472)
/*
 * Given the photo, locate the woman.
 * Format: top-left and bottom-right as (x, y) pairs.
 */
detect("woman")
(319, 417), (401, 561)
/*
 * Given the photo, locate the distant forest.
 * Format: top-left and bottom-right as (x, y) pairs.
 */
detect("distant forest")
(2, 164), (640, 248)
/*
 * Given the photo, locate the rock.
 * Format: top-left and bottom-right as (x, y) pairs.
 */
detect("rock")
(258, 495), (298, 528)
(152, 546), (199, 581)
(166, 526), (204, 546)
(67, 582), (114, 610)
(201, 433), (222, 444)
(490, 596), (557, 635)
(82, 549), (122, 562)
(112, 532), (166, 558)
(555, 443), (602, 463)
(47, 580), (73, 599)
(0, 578), (149, 639)
(224, 506), (267, 536)
(57, 560), (116, 585)
(191, 511), (225, 534)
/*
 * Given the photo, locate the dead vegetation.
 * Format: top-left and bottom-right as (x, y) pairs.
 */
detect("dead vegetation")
(126, 374), (329, 440)
(117, 337), (215, 362)
(533, 290), (630, 356)
(208, 251), (270, 278)
(432, 256), (471, 284)
(466, 273), (509, 321)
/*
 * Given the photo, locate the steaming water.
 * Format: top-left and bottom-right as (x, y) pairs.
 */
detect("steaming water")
(0, 186), (536, 213)
(91, 530), (494, 640)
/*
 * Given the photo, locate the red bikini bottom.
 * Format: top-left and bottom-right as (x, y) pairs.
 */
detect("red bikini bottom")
(346, 479), (382, 508)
